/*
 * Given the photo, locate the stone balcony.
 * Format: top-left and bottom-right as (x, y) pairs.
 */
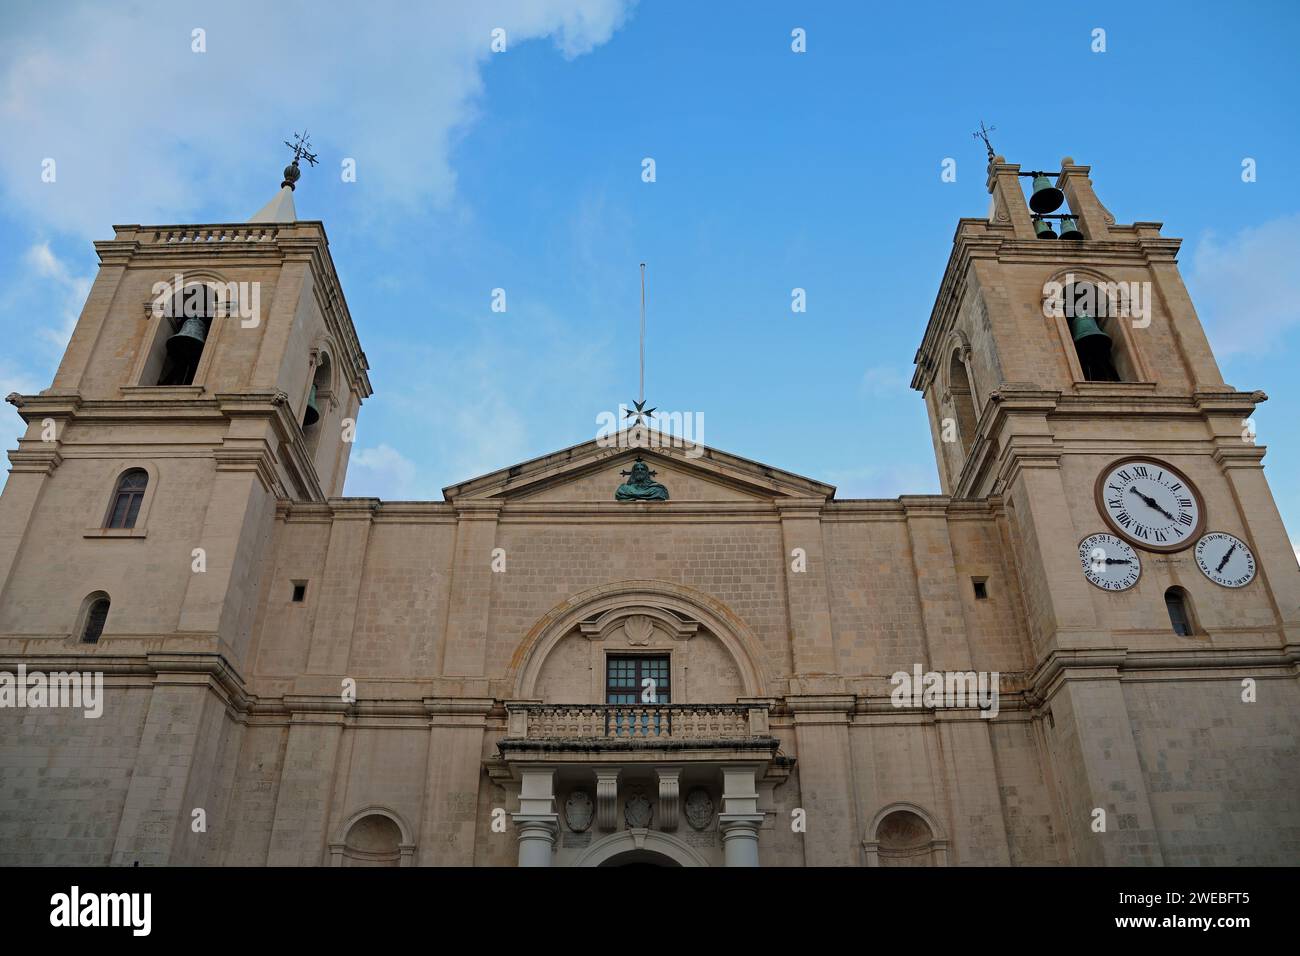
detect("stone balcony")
(497, 702), (780, 762)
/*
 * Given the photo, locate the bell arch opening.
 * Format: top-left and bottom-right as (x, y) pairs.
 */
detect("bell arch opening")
(948, 350), (978, 455)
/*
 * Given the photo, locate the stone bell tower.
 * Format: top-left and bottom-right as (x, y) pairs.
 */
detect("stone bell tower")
(0, 155), (372, 670)
(912, 153), (1300, 864)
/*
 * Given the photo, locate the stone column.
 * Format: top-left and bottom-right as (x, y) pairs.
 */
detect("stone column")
(786, 695), (859, 865)
(266, 701), (348, 866)
(777, 499), (837, 675)
(441, 501), (503, 677)
(512, 767), (558, 867)
(719, 765), (764, 867)
(305, 499), (378, 675)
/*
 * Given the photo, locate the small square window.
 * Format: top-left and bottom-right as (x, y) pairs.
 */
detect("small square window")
(972, 578), (989, 600)
(291, 582), (307, 603)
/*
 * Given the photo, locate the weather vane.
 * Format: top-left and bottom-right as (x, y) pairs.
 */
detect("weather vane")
(624, 262), (656, 427)
(280, 130), (319, 190)
(972, 120), (996, 160)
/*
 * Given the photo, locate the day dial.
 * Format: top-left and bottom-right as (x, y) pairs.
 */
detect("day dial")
(1095, 457), (1203, 552)
(1078, 533), (1141, 591)
(1194, 532), (1256, 588)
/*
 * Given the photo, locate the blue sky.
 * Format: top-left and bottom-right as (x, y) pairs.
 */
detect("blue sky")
(1, 1), (1297, 554)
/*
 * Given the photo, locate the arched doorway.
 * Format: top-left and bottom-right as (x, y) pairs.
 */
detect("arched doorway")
(572, 829), (710, 867)
(598, 849), (682, 867)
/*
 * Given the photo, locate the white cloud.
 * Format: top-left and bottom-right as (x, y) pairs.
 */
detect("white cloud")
(0, 0), (635, 238)
(341, 296), (616, 499)
(1187, 214), (1300, 357)
(23, 241), (92, 351)
(346, 444), (420, 500)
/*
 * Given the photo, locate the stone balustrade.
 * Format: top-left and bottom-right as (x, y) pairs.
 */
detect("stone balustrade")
(505, 703), (768, 741)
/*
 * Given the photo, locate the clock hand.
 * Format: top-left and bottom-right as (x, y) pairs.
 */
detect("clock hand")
(1104, 558), (1132, 565)
(1127, 486), (1174, 521)
(1215, 542), (1237, 573)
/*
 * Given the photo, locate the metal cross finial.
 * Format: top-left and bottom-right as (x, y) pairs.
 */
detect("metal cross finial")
(624, 262), (656, 427)
(973, 120), (996, 160)
(283, 130), (319, 167)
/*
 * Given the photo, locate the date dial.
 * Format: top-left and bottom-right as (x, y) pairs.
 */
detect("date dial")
(1079, 533), (1141, 591)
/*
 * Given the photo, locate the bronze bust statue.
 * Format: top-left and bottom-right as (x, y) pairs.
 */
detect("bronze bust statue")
(615, 458), (669, 501)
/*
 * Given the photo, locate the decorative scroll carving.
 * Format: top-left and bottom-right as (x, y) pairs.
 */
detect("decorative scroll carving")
(657, 768), (681, 832)
(595, 770), (620, 831)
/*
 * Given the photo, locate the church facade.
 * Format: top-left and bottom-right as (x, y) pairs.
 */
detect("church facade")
(1, 156), (1297, 867)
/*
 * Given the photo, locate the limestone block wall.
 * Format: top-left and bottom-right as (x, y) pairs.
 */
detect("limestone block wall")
(0, 686), (152, 865)
(1121, 675), (1300, 865)
(0, 454), (217, 643)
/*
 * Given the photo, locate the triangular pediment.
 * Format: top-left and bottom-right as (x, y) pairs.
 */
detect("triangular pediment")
(442, 431), (834, 504)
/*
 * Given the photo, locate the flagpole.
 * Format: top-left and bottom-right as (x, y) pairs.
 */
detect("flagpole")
(639, 262), (646, 407)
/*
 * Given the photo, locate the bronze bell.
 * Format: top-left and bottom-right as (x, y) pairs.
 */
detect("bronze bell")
(303, 384), (320, 428)
(1070, 311), (1118, 380)
(1029, 174), (1064, 214)
(1034, 218), (1058, 240)
(1069, 311), (1110, 345)
(1058, 216), (1084, 240)
(165, 317), (208, 361)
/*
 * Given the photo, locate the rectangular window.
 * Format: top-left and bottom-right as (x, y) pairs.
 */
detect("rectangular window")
(606, 655), (671, 704)
(291, 582), (307, 603)
(972, 577), (989, 600)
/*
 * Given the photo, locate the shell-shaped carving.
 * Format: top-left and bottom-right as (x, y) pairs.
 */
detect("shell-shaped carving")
(624, 615), (654, 646)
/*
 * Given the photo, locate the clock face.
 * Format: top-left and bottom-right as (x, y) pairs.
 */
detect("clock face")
(1194, 532), (1256, 588)
(1078, 533), (1141, 591)
(1095, 457), (1203, 552)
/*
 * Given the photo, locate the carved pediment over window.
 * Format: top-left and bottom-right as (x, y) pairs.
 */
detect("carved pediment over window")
(578, 605), (701, 645)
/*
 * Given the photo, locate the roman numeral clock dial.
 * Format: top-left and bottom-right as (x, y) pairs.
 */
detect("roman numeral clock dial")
(1094, 458), (1204, 552)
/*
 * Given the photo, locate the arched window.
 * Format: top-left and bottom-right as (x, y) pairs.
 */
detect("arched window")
(79, 593), (110, 644)
(948, 351), (977, 456)
(105, 469), (148, 529)
(1165, 587), (1196, 636)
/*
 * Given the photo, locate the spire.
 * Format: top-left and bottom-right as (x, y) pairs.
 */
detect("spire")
(249, 185), (298, 223)
(249, 130), (318, 223)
